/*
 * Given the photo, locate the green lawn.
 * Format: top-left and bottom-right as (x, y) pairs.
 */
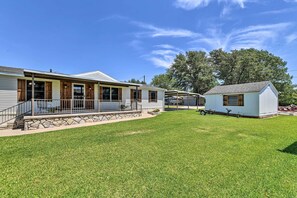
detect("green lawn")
(1, 111), (297, 197)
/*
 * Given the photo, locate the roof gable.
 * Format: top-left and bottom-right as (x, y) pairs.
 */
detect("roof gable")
(74, 71), (118, 82)
(204, 81), (277, 95)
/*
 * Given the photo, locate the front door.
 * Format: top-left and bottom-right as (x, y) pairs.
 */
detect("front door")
(73, 84), (85, 108)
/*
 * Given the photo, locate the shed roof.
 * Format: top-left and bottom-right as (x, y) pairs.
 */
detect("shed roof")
(204, 81), (276, 95)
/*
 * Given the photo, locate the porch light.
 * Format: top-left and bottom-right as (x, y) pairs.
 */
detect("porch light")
(64, 84), (68, 89)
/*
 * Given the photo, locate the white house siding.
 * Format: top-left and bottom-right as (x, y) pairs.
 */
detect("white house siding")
(140, 89), (165, 112)
(205, 92), (259, 117)
(0, 75), (18, 111)
(259, 85), (278, 116)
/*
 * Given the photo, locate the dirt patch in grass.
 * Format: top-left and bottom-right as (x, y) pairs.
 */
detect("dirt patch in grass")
(116, 129), (155, 136)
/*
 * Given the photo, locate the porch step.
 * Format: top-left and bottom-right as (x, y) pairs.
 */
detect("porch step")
(0, 122), (13, 130)
(0, 118), (24, 130)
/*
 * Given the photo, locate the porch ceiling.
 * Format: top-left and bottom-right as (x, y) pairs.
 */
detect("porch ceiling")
(24, 70), (140, 87)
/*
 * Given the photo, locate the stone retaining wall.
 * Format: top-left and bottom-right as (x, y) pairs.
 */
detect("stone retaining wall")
(24, 111), (142, 130)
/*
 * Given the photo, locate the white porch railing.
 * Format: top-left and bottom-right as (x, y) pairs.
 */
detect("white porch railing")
(33, 99), (142, 115)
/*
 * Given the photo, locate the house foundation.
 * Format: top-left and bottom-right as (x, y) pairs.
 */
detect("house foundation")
(24, 111), (142, 130)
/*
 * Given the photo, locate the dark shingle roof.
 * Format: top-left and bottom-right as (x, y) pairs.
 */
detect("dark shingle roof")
(204, 81), (274, 95)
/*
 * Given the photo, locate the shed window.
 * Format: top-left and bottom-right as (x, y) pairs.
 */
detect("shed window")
(149, 91), (158, 103)
(223, 94), (244, 106)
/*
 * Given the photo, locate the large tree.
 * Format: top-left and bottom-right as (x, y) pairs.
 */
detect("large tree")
(150, 73), (175, 90)
(209, 48), (294, 105)
(168, 51), (217, 94)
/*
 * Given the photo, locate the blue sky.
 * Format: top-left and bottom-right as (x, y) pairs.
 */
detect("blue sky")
(0, 0), (296, 83)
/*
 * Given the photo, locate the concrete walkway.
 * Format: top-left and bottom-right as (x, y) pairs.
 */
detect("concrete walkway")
(0, 113), (155, 137)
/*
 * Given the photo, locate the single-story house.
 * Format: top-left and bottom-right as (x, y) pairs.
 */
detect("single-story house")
(204, 81), (278, 118)
(0, 65), (165, 130)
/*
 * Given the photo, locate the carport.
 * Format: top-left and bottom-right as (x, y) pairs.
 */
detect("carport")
(165, 90), (205, 110)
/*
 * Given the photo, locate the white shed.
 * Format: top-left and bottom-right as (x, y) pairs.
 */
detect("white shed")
(204, 81), (278, 118)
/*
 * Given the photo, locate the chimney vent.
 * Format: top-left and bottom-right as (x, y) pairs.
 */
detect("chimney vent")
(50, 69), (52, 73)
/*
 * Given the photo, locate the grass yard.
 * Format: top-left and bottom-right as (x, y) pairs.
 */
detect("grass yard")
(0, 111), (297, 197)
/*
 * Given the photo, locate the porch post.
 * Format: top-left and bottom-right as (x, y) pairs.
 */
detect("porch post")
(187, 93), (190, 110)
(135, 86), (138, 111)
(177, 92), (179, 110)
(98, 82), (100, 112)
(197, 95), (199, 110)
(31, 73), (35, 116)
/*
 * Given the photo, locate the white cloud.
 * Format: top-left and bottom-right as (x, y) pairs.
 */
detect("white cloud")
(129, 40), (143, 51)
(191, 22), (293, 50)
(147, 44), (183, 68)
(174, 0), (249, 10)
(174, 0), (211, 10)
(284, 0), (297, 2)
(286, 33), (297, 43)
(148, 57), (174, 68)
(259, 8), (296, 15)
(154, 44), (177, 49)
(132, 21), (199, 38)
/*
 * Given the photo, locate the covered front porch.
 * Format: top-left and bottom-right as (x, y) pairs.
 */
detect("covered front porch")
(21, 70), (142, 116)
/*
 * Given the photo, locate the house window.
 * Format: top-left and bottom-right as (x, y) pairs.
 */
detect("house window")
(100, 87), (122, 102)
(102, 87), (111, 101)
(27, 81), (45, 100)
(149, 91), (158, 103)
(111, 88), (119, 101)
(223, 94), (244, 106)
(131, 89), (142, 102)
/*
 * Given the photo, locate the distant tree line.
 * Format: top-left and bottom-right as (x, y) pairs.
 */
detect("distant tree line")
(150, 48), (297, 105)
(126, 78), (146, 84)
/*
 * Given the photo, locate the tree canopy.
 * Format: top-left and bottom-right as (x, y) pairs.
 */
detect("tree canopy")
(150, 73), (175, 90)
(168, 51), (217, 94)
(209, 48), (294, 105)
(150, 48), (295, 105)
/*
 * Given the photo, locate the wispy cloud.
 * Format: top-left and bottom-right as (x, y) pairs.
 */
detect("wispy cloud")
(128, 40), (144, 51)
(259, 8), (296, 15)
(97, 14), (129, 23)
(283, 0), (297, 3)
(132, 21), (199, 38)
(174, 0), (250, 10)
(128, 19), (294, 67)
(286, 33), (297, 43)
(174, 0), (211, 10)
(146, 45), (183, 68)
(191, 22), (293, 50)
